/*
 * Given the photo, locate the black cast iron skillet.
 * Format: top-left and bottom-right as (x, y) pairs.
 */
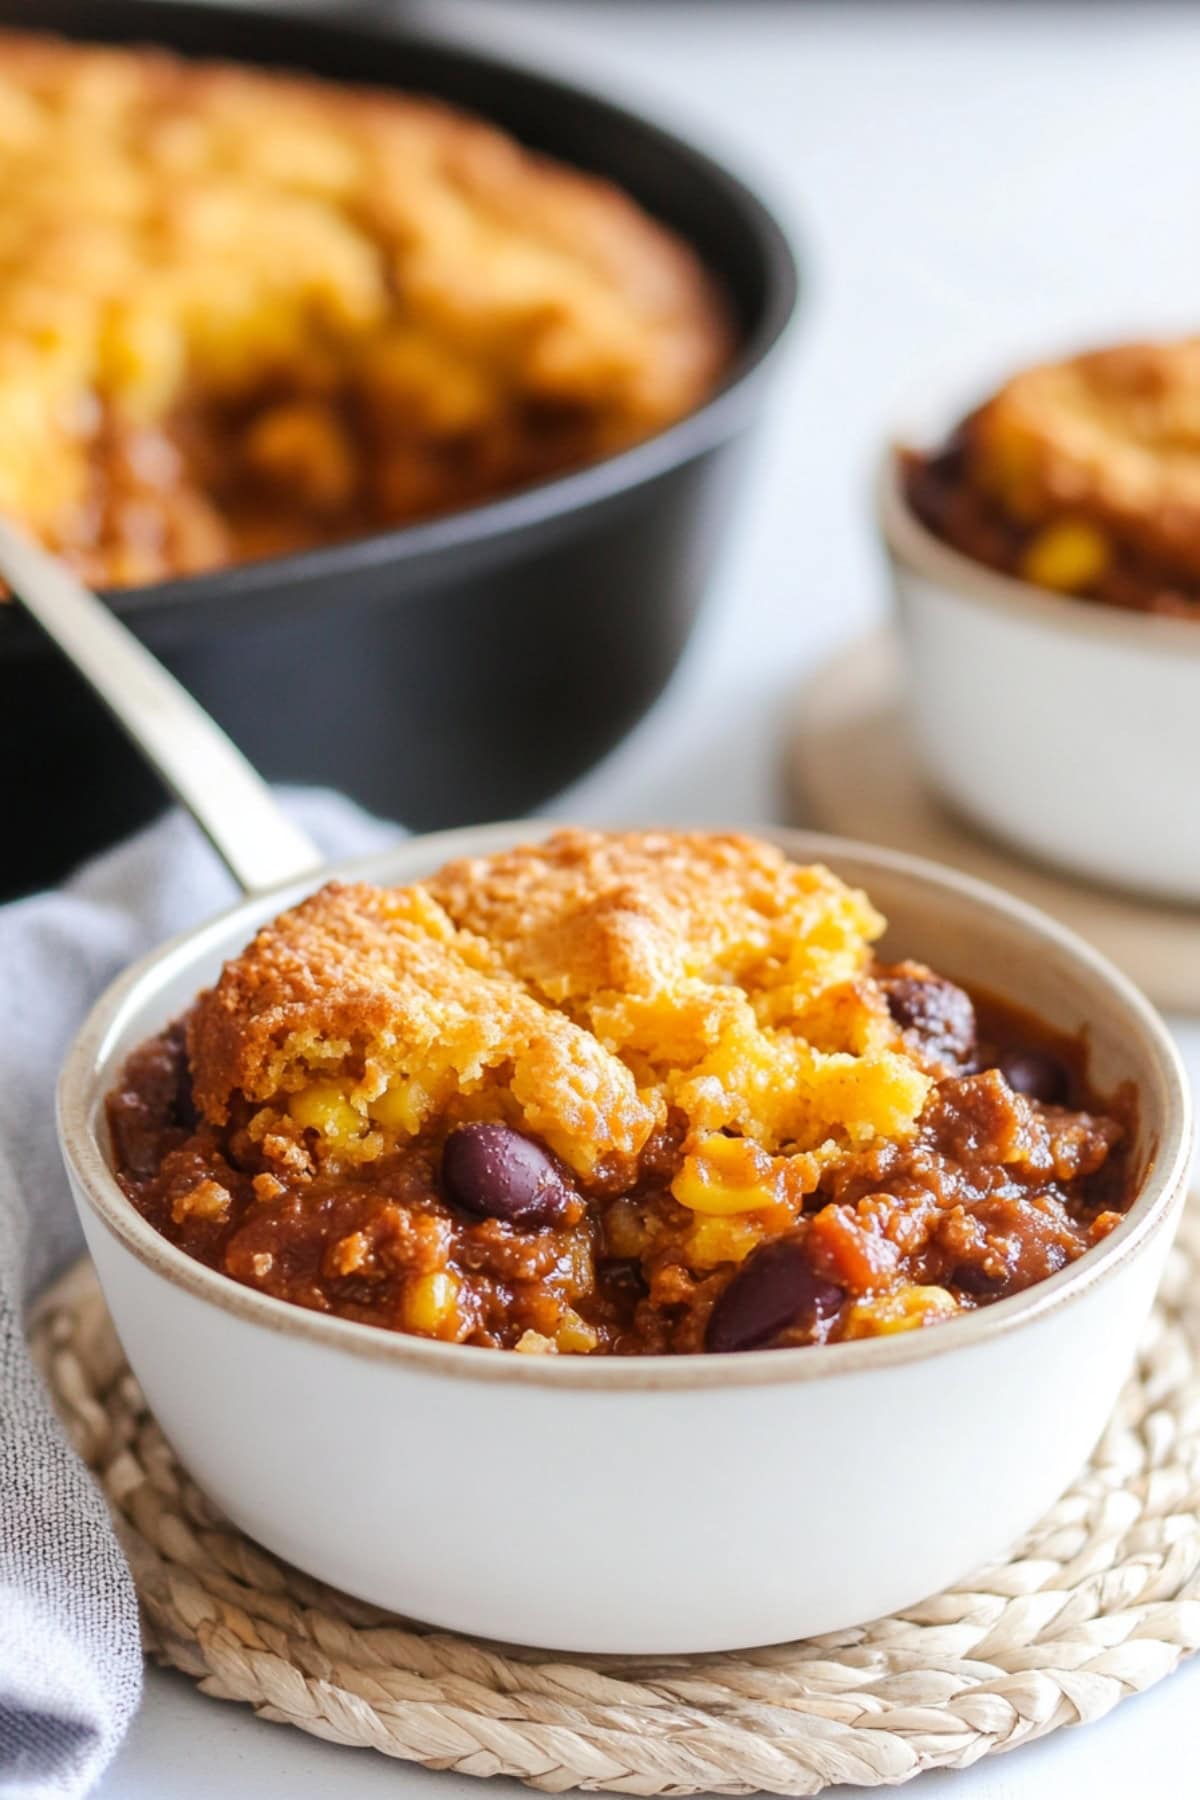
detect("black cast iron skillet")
(0, 0), (798, 896)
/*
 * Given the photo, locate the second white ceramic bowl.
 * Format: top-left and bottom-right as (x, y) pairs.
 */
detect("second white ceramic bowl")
(880, 441), (1200, 903)
(58, 825), (1191, 1652)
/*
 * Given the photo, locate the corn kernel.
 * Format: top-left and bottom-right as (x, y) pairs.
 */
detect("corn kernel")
(403, 1270), (460, 1337)
(1020, 519), (1109, 593)
(288, 1080), (363, 1148)
(686, 1214), (762, 1268)
(842, 1284), (958, 1339)
(555, 1309), (599, 1353)
(368, 1078), (428, 1138)
(672, 1133), (778, 1215)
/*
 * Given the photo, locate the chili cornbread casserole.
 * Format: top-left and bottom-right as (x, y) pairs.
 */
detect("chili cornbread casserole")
(0, 33), (730, 587)
(108, 831), (1134, 1354)
(906, 339), (1200, 618)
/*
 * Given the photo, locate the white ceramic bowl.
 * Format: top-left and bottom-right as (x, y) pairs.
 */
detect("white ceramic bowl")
(880, 440), (1200, 903)
(58, 824), (1191, 1653)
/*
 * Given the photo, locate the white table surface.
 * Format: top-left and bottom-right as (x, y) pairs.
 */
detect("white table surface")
(100, 2), (1200, 1793)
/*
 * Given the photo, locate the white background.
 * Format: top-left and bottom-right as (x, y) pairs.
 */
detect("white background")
(102, 2), (1200, 1793)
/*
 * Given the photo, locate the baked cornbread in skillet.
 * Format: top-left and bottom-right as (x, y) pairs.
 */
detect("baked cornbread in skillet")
(0, 31), (730, 586)
(108, 831), (1133, 1355)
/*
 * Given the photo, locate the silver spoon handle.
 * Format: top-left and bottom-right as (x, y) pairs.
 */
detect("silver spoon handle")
(0, 519), (324, 896)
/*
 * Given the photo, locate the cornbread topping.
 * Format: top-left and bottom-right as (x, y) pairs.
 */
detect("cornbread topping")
(108, 831), (1135, 1354)
(0, 33), (730, 588)
(906, 339), (1200, 618)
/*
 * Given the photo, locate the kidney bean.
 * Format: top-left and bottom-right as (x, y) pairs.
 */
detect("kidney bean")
(705, 1235), (844, 1353)
(441, 1124), (577, 1227)
(996, 1048), (1070, 1106)
(950, 1260), (1007, 1297)
(882, 972), (976, 1068)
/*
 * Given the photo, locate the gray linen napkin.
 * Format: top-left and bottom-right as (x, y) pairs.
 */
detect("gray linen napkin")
(0, 791), (396, 1799)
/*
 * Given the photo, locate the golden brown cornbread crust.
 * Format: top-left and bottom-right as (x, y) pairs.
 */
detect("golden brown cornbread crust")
(187, 873), (659, 1176)
(969, 339), (1200, 576)
(0, 32), (730, 586)
(188, 830), (931, 1185)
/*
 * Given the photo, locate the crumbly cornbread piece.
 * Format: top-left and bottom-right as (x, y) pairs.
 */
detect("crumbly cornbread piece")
(427, 831), (930, 1164)
(0, 32), (730, 586)
(968, 338), (1200, 580)
(187, 880), (658, 1177)
(188, 832), (930, 1191)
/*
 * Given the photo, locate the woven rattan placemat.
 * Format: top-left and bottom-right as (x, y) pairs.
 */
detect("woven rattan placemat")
(30, 1205), (1200, 1795)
